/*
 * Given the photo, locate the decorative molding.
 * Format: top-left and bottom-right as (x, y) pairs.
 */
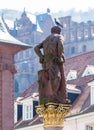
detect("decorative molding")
(0, 63), (16, 73)
(36, 102), (71, 128)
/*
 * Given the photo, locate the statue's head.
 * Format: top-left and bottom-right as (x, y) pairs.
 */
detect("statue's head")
(51, 26), (61, 34)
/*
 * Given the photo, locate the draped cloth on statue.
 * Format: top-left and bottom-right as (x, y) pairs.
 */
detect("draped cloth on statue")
(38, 63), (67, 105)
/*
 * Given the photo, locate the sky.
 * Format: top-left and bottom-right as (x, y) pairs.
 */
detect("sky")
(0, 0), (94, 13)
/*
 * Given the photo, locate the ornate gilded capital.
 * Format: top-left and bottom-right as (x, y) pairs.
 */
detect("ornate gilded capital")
(36, 102), (71, 128)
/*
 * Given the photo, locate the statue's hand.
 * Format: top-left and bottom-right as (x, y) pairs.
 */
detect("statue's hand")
(52, 56), (65, 65)
(39, 55), (44, 64)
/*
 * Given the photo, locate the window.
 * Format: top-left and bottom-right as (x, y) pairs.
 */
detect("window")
(77, 30), (82, 40)
(91, 27), (94, 37)
(70, 30), (74, 41)
(91, 86), (94, 105)
(71, 47), (75, 54)
(88, 80), (94, 105)
(33, 101), (38, 117)
(82, 65), (94, 77)
(84, 29), (88, 38)
(66, 70), (77, 81)
(82, 45), (87, 52)
(24, 104), (33, 120)
(86, 125), (94, 130)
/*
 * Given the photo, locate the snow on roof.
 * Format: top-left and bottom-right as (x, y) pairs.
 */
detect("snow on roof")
(27, 13), (36, 24)
(5, 19), (14, 29)
(67, 84), (81, 94)
(0, 17), (31, 48)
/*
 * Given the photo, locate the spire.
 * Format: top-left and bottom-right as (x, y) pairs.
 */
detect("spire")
(47, 8), (50, 14)
(21, 8), (27, 17)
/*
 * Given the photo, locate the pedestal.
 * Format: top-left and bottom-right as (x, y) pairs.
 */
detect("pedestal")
(36, 102), (71, 130)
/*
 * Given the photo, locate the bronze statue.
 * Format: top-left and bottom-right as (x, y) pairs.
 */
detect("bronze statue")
(34, 26), (68, 105)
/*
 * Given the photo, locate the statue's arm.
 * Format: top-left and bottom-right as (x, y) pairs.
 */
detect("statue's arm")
(34, 42), (43, 58)
(34, 43), (44, 64)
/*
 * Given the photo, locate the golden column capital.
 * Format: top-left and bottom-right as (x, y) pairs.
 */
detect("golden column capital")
(36, 102), (71, 128)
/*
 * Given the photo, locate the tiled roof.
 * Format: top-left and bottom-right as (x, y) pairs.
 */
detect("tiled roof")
(15, 115), (42, 129)
(67, 105), (94, 118)
(64, 51), (94, 115)
(19, 80), (38, 98)
(64, 51), (94, 77)
(69, 85), (90, 115)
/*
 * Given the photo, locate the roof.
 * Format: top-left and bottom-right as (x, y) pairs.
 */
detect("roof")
(64, 51), (94, 77)
(27, 13), (36, 25)
(67, 84), (81, 94)
(15, 115), (42, 129)
(64, 51), (94, 115)
(0, 17), (31, 54)
(67, 105), (94, 118)
(19, 80), (38, 99)
(4, 19), (14, 29)
(36, 13), (49, 27)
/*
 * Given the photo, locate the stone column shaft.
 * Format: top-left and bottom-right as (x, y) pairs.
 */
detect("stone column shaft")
(0, 54), (16, 130)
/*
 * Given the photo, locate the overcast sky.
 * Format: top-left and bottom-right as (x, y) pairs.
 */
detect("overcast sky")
(0, 0), (94, 13)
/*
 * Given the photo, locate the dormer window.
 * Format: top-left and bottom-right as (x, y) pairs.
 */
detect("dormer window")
(82, 65), (94, 77)
(66, 70), (77, 81)
(91, 86), (94, 105)
(88, 80), (94, 105)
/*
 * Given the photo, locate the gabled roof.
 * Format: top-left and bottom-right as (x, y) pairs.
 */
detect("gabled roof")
(0, 17), (31, 54)
(66, 70), (77, 81)
(82, 65), (94, 77)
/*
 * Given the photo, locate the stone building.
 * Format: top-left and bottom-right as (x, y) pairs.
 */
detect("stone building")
(59, 16), (94, 57)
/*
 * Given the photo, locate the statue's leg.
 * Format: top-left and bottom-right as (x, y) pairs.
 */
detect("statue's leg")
(59, 66), (68, 103)
(49, 64), (68, 104)
(49, 64), (61, 93)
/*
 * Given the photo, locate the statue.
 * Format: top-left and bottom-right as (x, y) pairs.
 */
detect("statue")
(34, 26), (68, 105)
